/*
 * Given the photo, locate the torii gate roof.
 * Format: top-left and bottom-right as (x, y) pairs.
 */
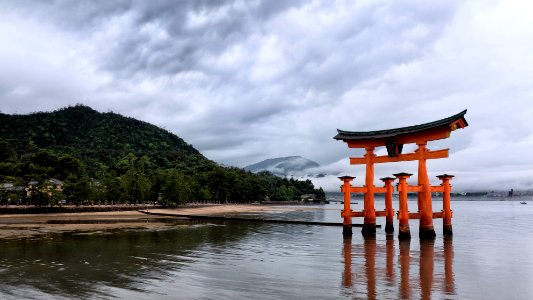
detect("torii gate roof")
(334, 110), (468, 147)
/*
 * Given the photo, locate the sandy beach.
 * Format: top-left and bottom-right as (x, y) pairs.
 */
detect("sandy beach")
(0, 204), (319, 239)
(141, 204), (322, 216)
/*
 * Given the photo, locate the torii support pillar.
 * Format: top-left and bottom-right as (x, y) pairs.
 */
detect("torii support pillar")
(437, 174), (454, 236)
(395, 172), (412, 240)
(362, 147), (376, 237)
(380, 177), (395, 234)
(417, 143), (436, 239)
(339, 176), (355, 237)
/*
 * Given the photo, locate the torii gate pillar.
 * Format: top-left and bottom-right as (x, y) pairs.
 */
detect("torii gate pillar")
(417, 143), (436, 239)
(437, 174), (454, 236)
(380, 177), (396, 234)
(339, 176), (355, 237)
(362, 147), (376, 236)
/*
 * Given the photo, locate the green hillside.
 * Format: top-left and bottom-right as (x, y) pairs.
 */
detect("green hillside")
(0, 105), (325, 206)
(0, 105), (209, 173)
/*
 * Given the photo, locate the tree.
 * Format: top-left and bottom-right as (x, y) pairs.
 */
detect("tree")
(102, 171), (122, 204)
(204, 167), (230, 203)
(315, 187), (326, 200)
(90, 179), (105, 205)
(0, 188), (8, 205)
(49, 188), (64, 207)
(63, 174), (92, 205)
(0, 140), (16, 162)
(120, 154), (151, 204)
(28, 183), (50, 207)
(56, 155), (84, 180)
(162, 170), (192, 205)
(273, 185), (291, 201)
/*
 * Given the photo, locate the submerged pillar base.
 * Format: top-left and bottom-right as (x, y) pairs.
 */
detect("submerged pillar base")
(443, 224), (453, 236)
(361, 223), (376, 237)
(385, 222), (394, 234)
(343, 225), (353, 236)
(419, 225), (436, 239)
(398, 224), (411, 240)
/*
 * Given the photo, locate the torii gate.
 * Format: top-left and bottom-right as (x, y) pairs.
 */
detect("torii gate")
(334, 110), (468, 239)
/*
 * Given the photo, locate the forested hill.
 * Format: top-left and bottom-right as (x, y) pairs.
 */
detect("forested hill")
(0, 105), (211, 173)
(0, 105), (325, 205)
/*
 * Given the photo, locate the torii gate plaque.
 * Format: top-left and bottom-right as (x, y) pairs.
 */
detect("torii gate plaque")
(334, 110), (468, 239)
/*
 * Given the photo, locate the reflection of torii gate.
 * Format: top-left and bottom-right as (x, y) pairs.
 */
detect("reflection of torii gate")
(334, 110), (468, 239)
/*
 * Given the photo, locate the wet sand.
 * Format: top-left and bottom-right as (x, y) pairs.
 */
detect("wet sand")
(0, 205), (315, 239)
(141, 204), (322, 216)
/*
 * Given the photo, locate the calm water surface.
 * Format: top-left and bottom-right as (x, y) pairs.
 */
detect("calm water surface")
(1, 197), (533, 299)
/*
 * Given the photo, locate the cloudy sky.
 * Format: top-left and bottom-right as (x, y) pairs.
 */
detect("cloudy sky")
(1, 0), (532, 191)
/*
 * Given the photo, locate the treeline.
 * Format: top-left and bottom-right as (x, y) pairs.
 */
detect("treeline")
(0, 143), (325, 206)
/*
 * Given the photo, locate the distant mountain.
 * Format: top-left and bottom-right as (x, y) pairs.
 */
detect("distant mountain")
(244, 156), (319, 177)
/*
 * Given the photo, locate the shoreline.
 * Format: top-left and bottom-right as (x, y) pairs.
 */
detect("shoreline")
(0, 204), (321, 239)
(0, 204), (164, 215)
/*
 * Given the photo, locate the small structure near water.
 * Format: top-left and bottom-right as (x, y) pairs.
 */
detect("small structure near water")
(334, 110), (468, 239)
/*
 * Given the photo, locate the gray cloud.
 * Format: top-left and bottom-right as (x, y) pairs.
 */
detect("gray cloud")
(18, 0), (304, 78)
(1, 0), (532, 191)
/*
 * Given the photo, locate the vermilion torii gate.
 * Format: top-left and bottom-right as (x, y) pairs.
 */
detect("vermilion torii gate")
(334, 110), (468, 239)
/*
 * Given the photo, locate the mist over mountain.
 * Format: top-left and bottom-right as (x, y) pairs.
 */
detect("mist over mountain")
(244, 156), (320, 177)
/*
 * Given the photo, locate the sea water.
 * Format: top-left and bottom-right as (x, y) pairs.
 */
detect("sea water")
(0, 197), (532, 299)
